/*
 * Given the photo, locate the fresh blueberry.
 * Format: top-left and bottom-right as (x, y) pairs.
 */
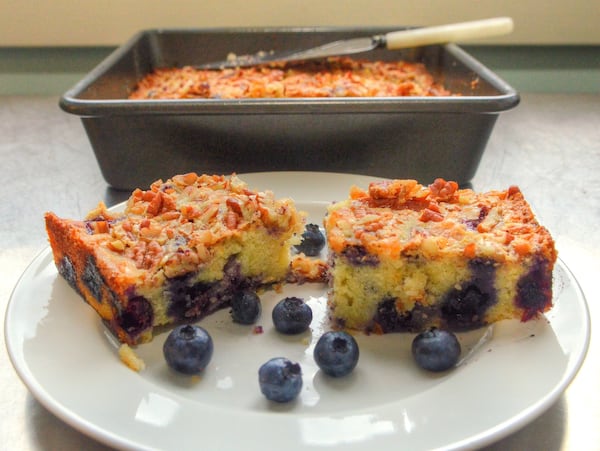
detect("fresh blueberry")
(294, 224), (326, 256)
(163, 324), (214, 375)
(272, 297), (313, 334)
(230, 290), (261, 324)
(258, 357), (303, 403)
(313, 331), (359, 377)
(411, 328), (461, 372)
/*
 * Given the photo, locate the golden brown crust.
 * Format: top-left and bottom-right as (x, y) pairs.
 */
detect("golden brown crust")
(326, 178), (557, 265)
(129, 57), (451, 100)
(45, 212), (141, 343)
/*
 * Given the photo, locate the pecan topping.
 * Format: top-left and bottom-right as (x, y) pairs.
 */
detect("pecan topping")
(429, 178), (458, 202)
(98, 173), (302, 275)
(326, 178), (552, 263)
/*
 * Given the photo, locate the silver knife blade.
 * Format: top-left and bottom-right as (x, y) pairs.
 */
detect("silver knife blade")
(194, 19), (515, 70)
(196, 36), (385, 70)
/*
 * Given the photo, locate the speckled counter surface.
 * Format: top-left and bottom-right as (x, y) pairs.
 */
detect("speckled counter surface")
(1, 94), (599, 450)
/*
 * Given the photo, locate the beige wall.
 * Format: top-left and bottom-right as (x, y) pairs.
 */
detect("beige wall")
(1, 0), (599, 46)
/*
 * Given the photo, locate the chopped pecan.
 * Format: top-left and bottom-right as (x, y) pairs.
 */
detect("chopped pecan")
(172, 172), (199, 186)
(108, 239), (126, 252)
(145, 191), (163, 216)
(507, 185), (522, 198)
(161, 211), (181, 221)
(419, 208), (444, 222)
(86, 220), (110, 234)
(226, 197), (244, 216)
(142, 190), (156, 202)
(145, 191), (176, 217)
(429, 178), (458, 202)
(162, 248), (200, 278)
(225, 210), (239, 230)
(142, 240), (164, 269)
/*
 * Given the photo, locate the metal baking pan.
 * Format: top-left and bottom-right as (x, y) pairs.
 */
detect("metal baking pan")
(60, 27), (520, 190)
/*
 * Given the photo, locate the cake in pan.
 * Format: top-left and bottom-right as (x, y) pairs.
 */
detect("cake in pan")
(45, 173), (304, 345)
(128, 57), (451, 99)
(324, 178), (557, 333)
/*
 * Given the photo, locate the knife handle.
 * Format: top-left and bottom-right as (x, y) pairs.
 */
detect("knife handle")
(385, 17), (514, 49)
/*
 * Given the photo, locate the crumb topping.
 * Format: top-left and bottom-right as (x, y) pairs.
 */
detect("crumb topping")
(83, 173), (303, 277)
(326, 178), (557, 262)
(128, 57), (451, 100)
(288, 254), (329, 284)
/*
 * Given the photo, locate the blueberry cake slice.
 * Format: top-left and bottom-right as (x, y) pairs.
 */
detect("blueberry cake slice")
(45, 173), (303, 345)
(324, 178), (557, 333)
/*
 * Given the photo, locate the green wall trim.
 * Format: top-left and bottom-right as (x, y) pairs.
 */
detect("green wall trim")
(1, 45), (598, 95)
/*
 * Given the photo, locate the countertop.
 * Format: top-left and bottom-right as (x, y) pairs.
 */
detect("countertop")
(1, 93), (599, 450)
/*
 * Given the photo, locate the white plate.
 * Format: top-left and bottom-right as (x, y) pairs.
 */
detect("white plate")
(5, 172), (590, 451)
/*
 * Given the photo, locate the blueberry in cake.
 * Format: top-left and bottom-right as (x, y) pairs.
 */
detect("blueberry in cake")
(45, 173), (303, 345)
(324, 178), (557, 333)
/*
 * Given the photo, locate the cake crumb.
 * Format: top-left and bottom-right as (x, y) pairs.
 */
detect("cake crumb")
(288, 255), (329, 284)
(118, 344), (146, 372)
